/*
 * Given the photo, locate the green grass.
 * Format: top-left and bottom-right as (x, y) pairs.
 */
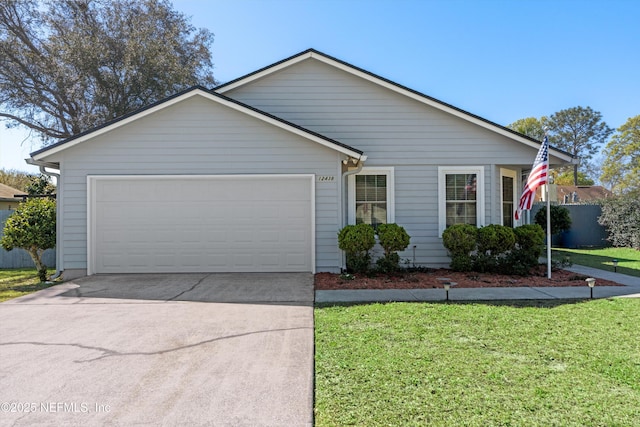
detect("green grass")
(552, 247), (640, 277)
(0, 268), (57, 302)
(315, 300), (640, 426)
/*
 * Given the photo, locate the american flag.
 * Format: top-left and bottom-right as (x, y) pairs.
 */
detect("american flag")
(515, 136), (549, 221)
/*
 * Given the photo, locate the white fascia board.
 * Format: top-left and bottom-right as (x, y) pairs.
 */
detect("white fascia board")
(215, 52), (314, 94)
(32, 90), (207, 161)
(33, 88), (364, 162)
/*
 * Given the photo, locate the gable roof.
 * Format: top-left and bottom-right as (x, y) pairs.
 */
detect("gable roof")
(215, 48), (574, 163)
(0, 183), (26, 201)
(30, 86), (365, 162)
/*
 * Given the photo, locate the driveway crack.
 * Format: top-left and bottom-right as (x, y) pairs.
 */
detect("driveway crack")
(0, 326), (312, 363)
(168, 273), (212, 301)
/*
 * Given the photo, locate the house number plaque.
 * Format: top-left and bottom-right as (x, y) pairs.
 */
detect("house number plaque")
(317, 176), (335, 182)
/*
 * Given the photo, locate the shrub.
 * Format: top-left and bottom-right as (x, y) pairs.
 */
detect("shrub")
(598, 197), (640, 250)
(375, 223), (410, 273)
(534, 205), (572, 236)
(442, 224), (477, 258)
(473, 225), (515, 273)
(337, 224), (376, 273)
(473, 224), (516, 273)
(442, 223), (544, 275)
(477, 224), (516, 254)
(376, 223), (410, 256)
(501, 224), (546, 275)
(514, 224), (545, 259)
(450, 254), (475, 272)
(1, 197), (56, 282)
(442, 224), (478, 272)
(489, 224), (544, 275)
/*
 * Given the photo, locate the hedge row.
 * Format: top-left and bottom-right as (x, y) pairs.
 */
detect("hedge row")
(442, 223), (545, 275)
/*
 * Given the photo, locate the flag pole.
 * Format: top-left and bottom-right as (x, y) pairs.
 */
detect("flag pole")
(545, 129), (551, 279)
(546, 177), (551, 279)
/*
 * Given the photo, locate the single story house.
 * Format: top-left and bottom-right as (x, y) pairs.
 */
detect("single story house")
(0, 183), (26, 211)
(29, 49), (574, 279)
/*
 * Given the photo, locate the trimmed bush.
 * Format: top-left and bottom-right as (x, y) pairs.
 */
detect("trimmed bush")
(501, 224), (546, 275)
(442, 224), (477, 258)
(514, 224), (545, 259)
(442, 224), (478, 273)
(1, 197), (56, 282)
(450, 254), (475, 272)
(477, 224), (516, 254)
(474, 225), (516, 273)
(442, 223), (544, 275)
(375, 223), (410, 273)
(338, 224), (376, 273)
(376, 223), (410, 256)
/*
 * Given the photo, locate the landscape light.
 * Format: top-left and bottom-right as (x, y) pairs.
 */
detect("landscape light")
(585, 277), (596, 299)
(436, 277), (459, 301)
(443, 281), (457, 301)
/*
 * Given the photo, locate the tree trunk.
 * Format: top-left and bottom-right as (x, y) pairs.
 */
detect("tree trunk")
(573, 164), (579, 186)
(27, 247), (48, 282)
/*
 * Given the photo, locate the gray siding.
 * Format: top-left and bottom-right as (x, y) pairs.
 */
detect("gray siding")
(44, 96), (344, 273)
(225, 58), (537, 267)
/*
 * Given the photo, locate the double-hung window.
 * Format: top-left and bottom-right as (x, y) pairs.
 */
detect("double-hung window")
(438, 166), (484, 235)
(348, 167), (394, 228)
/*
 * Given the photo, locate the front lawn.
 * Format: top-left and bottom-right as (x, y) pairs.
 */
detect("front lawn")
(315, 300), (640, 426)
(0, 268), (57, 302)
(552, 247), (640, 277)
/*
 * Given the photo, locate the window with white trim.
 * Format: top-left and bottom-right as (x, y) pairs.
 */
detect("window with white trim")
(500, 169), (517, 227)
(438, 166), (484, 235)
(348, 167), (394, 228)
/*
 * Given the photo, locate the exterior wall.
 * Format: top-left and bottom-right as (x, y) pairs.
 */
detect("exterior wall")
(43, 95), (344, 274)
(224, 59), (537, 267)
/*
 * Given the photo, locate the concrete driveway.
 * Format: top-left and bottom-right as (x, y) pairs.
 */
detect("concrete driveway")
(0, 273), (314, 426)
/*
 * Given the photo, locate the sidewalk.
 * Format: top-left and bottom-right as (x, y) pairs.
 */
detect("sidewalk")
(315, 265), (640, 304)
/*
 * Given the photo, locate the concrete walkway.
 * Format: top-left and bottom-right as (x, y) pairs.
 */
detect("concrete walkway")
(315, 265), (640, 304)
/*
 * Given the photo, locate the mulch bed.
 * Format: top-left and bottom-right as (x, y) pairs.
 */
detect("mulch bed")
(315, 266), (621, 290)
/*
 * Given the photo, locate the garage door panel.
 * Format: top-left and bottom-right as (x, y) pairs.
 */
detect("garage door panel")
(90, 176), (313, 273)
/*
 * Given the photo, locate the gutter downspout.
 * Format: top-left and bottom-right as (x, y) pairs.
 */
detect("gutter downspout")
(339, 155), (367, 270)
(27, 159), (63, 280)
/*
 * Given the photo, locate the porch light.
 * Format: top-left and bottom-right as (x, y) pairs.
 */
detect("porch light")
(612, 259), (618, 272)
(585, 277), (596, 299)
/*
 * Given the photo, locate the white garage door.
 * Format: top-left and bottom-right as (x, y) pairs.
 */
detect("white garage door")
(88, 175), (314, 274)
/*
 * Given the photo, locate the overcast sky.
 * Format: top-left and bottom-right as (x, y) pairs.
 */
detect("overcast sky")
(2, 0), (638, 173)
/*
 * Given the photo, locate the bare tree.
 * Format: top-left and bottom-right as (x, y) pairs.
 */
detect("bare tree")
(0, 0), (216, 142)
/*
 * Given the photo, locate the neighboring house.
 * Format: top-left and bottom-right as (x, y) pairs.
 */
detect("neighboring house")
(28, 49), (574, 279)
(0, 183), (26, 210)
(535, 184), (613, 204)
